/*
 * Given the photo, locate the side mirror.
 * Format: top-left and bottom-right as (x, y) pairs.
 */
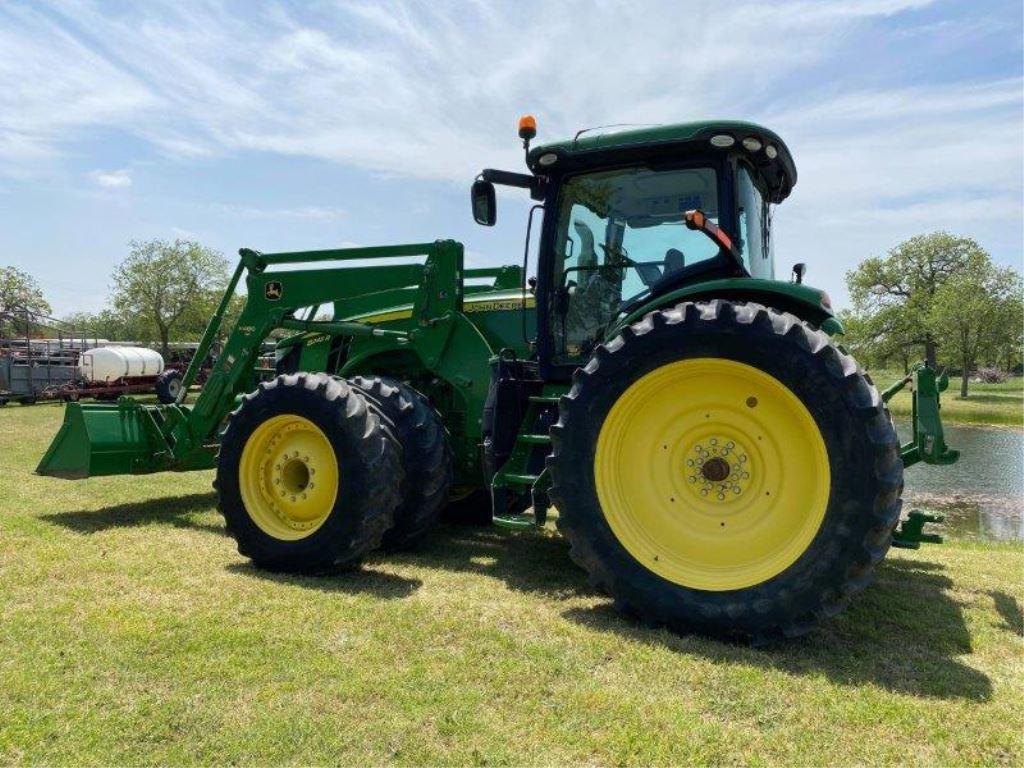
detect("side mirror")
(471, 180), (496, 226)
(792, 263), (806, 284)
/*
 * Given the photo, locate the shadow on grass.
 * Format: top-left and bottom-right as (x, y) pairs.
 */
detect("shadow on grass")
(39, 495), (994, 700)
(394, 523), (991, 701)
(563, 556), (992, 701)
(988, 590), (1023, 637)
(225, 562), (421, 599)
(384, 522), (590, 598)
(40, 492), (225, 536)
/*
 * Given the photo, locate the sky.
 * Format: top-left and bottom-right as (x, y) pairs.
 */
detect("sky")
(0, 0), (1021, 316)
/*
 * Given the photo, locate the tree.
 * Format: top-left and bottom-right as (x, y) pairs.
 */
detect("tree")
(62, 308), (146, 343)
(111, 240), (228, 357)
(176, 288), (246, 346)
(839, 305), (919, 373)
(0, 266), (51, 335)
(929, 263), (1023, 397)
(990, 300), (1024, 373)
(846, 233), (988, 366)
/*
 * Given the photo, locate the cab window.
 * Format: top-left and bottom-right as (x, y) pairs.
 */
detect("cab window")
(737, 165), (773, 279)
(553, 166), (720, 360)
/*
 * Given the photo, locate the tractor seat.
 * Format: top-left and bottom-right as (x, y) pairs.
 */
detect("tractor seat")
(664, 248), (686, 273)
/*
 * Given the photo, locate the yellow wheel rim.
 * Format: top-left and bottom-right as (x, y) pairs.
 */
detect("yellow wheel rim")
(595, 358), (830, 591)
(239, 414), (339, 541)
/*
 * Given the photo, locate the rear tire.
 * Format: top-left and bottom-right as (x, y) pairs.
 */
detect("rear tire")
(155, 369), (184, 404)
(216, 373), (402, 572)
(350, 375), (453, 549)
(549, 300), (902, 641)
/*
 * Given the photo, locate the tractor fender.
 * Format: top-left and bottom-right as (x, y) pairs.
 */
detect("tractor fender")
(614, 278), (843, 336)
(339, 313), (494, 480)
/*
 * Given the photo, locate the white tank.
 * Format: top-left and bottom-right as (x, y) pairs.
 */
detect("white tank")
(79, 346), (165, 383)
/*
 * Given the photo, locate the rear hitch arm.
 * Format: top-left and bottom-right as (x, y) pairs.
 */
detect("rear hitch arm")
(881, 362), (960, 469)
(892, 510), (944, 549)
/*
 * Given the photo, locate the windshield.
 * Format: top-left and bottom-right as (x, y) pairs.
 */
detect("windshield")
(552, 165), (720, 359)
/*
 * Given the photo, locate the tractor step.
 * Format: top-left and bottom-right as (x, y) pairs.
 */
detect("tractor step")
(503, 472), (539, 485)
(517, 433), (551, 444)
(528, 395), (560, 404)
(492, 513), (536, 531)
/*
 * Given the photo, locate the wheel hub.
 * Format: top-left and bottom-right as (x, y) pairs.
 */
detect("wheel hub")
(700, 456), (730, 482)
(684, 436), (752, 503)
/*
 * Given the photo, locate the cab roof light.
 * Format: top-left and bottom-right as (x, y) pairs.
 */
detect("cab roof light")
(518, 113), (537, 156)
(742, 136), (763, 152)
(518, 114), (537, 141)
(710, 134), (735, 148)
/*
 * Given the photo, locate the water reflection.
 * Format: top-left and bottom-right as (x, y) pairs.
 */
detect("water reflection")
(898, 421), (1023, 542)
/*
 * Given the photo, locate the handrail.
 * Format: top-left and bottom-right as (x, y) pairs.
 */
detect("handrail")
(249, 242), (442, 268)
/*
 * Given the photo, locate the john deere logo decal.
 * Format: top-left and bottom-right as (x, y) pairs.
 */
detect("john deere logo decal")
(264, 281), (283, 301)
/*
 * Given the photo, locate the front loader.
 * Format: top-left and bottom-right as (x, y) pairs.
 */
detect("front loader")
(38, 117), (958, 640)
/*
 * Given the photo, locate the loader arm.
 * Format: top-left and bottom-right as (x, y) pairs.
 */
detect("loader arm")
(37, 240), (477, 478)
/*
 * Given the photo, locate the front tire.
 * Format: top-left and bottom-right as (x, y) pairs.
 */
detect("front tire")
(216, 373), (402, 572)
(350, 375), (453, 549)
(549, 300), (902, 641)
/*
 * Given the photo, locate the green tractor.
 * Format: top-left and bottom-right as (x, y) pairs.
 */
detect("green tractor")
(38, 117), (958, 640)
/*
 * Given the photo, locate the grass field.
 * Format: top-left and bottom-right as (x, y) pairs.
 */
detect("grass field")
(1, 403), (1022, 765)
(872, 369), (1023, 427)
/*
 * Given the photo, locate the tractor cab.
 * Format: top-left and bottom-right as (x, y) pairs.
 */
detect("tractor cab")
(472, 119), (803, 374)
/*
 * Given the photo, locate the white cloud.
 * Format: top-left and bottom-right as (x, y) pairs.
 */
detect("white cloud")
(90, 168), (132, 188)
(214, 204), (346, 221)
(0, 0), (949, 181)
(763, 76), (1023, 302)
(0, 5), (159, 173)
(170, 226), (202, 240)
(0, 0), (1019, 307)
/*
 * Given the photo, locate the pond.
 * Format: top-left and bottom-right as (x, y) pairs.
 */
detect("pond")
(898, 420), (1023, 542)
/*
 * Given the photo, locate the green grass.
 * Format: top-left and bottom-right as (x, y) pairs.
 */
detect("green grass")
(871, 370), (1023, 427)
(1, 404), (1022, 765)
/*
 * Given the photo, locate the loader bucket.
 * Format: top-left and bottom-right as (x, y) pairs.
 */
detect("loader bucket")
(36, 401), (164, 479)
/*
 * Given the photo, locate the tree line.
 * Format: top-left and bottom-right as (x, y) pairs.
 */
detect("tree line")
(2, 232), (1022, 397)
(841, 232), (1023, 397)
(1, 240), (242, 359)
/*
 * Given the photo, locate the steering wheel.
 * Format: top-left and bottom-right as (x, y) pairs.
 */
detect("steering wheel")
(598, 243), (659, 288)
